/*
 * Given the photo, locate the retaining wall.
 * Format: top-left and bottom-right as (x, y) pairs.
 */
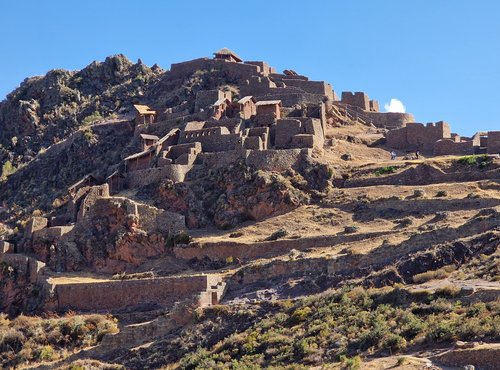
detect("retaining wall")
(174, 231), (393, 262)
(53, 274), (223, 312)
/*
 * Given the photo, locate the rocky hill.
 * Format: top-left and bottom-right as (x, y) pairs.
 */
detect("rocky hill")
(0, 50), (498, 370)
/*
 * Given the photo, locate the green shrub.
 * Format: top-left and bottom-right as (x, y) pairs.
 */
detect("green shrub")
(38, 345), (55, 361)
(1, 160), (15, 179)
(340, 355), (362, 369)
(374, 166), (396, 176)
(383, 333), (407, 352)
(427, 321), (456, 342)
(82, 111), (102, 126)
(457, 154), (489, 166)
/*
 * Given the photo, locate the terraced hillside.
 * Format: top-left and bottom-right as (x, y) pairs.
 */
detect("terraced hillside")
(0, 53), (498, 370)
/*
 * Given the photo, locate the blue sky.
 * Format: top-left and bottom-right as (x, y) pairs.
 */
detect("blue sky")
(0, 0), (499, 135)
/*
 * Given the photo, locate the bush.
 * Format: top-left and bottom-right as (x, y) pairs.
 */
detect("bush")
(427, 321), (456, 342)
(82, 111), (102, 126)
(457, 154), (489, 166)
(344, 226), (360, 234)
(383, 333), (407, 352)
(435, 190), (448, 197)
(1, 161), (15, 179)
(413, 189), (425, 198)
(38, 345), (55, 361)
(413, 266), (454, 283)
(374, 166), (396, 176)
(264, 229), (288, 241)
(340, 355), (362, 369)
(435, 285), (461, 298)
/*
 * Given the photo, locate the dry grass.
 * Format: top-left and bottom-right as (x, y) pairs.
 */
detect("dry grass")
(413, 265), (456, 283)
(0, 313), (118, 368)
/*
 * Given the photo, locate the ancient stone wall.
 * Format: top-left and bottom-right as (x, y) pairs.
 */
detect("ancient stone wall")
(179, 126), (243, 152)
(244, 61), (272, 76)
(433, 139), (475, 156)
(204, 118), (243, 133)
(32, 226), (74, 242)
(256, 91), (327, 107)
(169, 58), (259, 83)
(163, 142), (201, 161)
(275, 118), (323, 149)
(341, 92), (370, 110)
(24, 217), (48, 239)
(195, 90), (225, 111)
(243, 136), (263, 150)
(245, 148), (311, 172)
(362, 111), (415, 129)
(369, 100), (380, 112)
(52, 275), (222, 312)
(487, 131), (500, 154)
(174, 231), (389, 262)
(77, 184), (110, 221)
(269, 73), (309, 82)
(82, 197), (185, 235)
(386, 121), (451, 152)
(127, 152), (155, 172)
(127, 164), (194, 187)
(282, 79), (334, 100)
(239, 76), (276, 96)
(196, 150), (247, 169)
(0, 254), (45, 283)
(0, 241), (13, 254)
(275, 119), (303, 148)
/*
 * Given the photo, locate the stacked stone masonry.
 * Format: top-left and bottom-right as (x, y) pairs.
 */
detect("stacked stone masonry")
(51, 274), (225, 312)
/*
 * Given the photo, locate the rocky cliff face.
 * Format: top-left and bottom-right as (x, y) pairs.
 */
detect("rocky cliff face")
(150, 160), (330, 229)
(0, 55), (163, 170)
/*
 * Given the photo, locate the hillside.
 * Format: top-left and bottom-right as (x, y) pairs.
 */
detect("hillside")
(0, 50), (498, 370)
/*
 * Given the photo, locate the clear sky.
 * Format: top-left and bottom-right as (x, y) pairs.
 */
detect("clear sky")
(1, 0), (499, 135)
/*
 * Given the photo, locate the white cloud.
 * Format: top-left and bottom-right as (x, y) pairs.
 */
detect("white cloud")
(384, 98), (406, 113)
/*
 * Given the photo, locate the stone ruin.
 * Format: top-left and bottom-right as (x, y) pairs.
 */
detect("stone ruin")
(386, 120), (500, 155)
(2, 48), (499, 316)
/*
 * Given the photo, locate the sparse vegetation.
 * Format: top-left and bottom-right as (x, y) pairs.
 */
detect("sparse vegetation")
(374, 166), (396, 176)
(344, 225), (360, 234)
(82, 111), (103, 126)
(1, 160), (15, 179)
(412, 189), (425, 198)
(111, 271), (156, 280)
(0, 313), (118, 368)
(174, 286), (500, 369)
(457, 154), (490, 166)
(264, 228), (288, 241)
(412, 265), (455, 283)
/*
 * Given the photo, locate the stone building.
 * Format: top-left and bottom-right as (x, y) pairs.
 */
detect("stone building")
(275, 118), (324, 149)
(211, 98), (232, 120)
(124, 149), (156, 172)
(68, 174), (99, 197)
(386, 121), (451, 152)
(133, 104), (156, 125)
(255, 100), (282, 119)
(236, 96), (257, 119)
(106, 171), (126, 195)
(140, 134), (159, 151)
(213, 48), (243, 63)
(487, 131), (500, 154)
(195, 90), (232, 112)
